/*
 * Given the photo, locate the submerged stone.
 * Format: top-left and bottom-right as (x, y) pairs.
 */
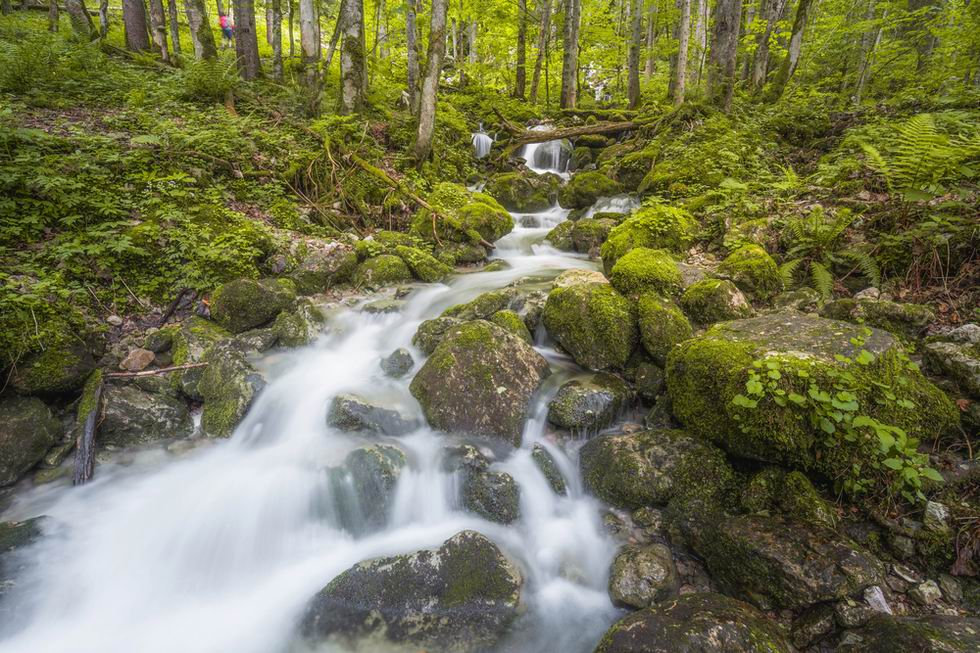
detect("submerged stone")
(326, 393), (416, 436)
(462, 470), (521, 524)
(327, 444), (407, 535)
(380, 348), (414, 378)
(531, 443), (567, 495)
(547, 373), (631, 434)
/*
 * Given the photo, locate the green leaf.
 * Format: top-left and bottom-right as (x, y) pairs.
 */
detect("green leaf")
(920, 468), (944, 482)
(882, 458), (904, 470)
(855, 350), (875, 365)
(788, 392), (806, 405)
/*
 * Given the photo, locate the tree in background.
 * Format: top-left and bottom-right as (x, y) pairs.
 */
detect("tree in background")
(560, 0), (581, 107)
(300, 0), (320, 98)
(514, 0), (528, 98)
(123, 0), (151, 51)
(415, 0), (449, 161)
(668, 0), (690, 104)
(339, 0), (367, 113)
(184, 0), (218, 59)
(406, 0), (420, 113)
(627, 0), (641, 107)
(530, 0), (552, 103)
(65, 0), (97, 38)
(148, 0), (172, 63)
(767, 0), (814, 100)
(234, 0), (262, 79)
(167, 0), (182, 54)
(706, 0), (741, 109)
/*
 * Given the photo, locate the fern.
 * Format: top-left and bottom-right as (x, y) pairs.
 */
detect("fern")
(810, 262), (835, 300)
(842, 249), (881, 289)
(778, 259), (802, 288)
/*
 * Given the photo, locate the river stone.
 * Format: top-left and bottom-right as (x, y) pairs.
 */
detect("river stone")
(819, 298), (935, 340)
(679, 278), (753, 325)
(290, 240), (358, 294)
(119, 348), (155, 372)
(531, 444), (567, 495)
(441, 443), (491, 473)
(542, 281), (638, 371)
(547, 374), (631, 434)
(0, 397), (61, 487)
(410, 320), (550, 446)
(209, 277), (296, 334)
(380, 348), (414, 378)
(10, 337), (99, 396)
(553, 269), (608, 288)
(462, 470), (521, 524)
(272, 298), (325, 347)
(198, 341), (265, 437)
(579, 429), (734, 510)
(634, 362), (666, 402)
(327, 444), (406, 535)
(666, 313), (958, 482)
(99, 384), (194, 447)
(442, 288), (520, 321)
(326, 393), (416, 436)
(924, 327), (980, 398)
(673, 510), (884, 610)
(594, 592), (792, 653)
(608, 543), (678, 608)
(170, 317), (231, 400)
(836, 614), (980, 653)
(412, 317), (464, 355)
(300, 530), (523, 653)
(484, 171), (560, 213)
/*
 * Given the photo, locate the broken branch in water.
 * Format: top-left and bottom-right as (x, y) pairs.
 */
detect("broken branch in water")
(105, 363), (208, 379)
(72, 374), (104, 486)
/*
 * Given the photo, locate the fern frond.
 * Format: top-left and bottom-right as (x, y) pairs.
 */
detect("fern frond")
(779, 259), (802, 288)
(858, 140), (891, 191)
(810, 262), (834, 300)
(842, 249), (881, 288)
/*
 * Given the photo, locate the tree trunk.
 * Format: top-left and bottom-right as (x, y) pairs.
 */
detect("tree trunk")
(767, 0), (813, 100)
(324, 7), (342, 67)
(339, 0), (366, 113)
(374, 0), (388, 58)
(706, 0), (742, 109)
(690, 0), (707, 86)
(406, 0), (420, 112)
(99, 0), (109, 37)
(185, 0), (218, 59)
(560, 0), (580, 108)
(414, 0), (448, 162)
(234, 0), (262, 78)
(215, 0), (223, 15)
(668, 0), (690, 104)
(514, 0), (528, 98)
(644, 0), (656, 78)
(271, 0), (283, 78)
(1, 0), (10, 17)
(65, 0), (97, 38)
(627, 0), (642, 107)
(530, 0), (551, 103)
(167, 0), (182, 53)
(48, 0), (59, 31)
(148, 0), (171, 63)
(123, 0), (152, 50)
(300, 0), (319, 88)
(288, 0), (294, 56)
(751, 0), (778, 90)
(852, 0), (883, 105)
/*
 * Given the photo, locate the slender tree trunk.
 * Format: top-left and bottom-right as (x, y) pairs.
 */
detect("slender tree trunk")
(707, 0), (742, 109)
(467, 20), (477, 64)
(514, 0), (528, 98)
(234, 0), (262, 78)
(668, 0), (690, 104)
(415, 0), (448, 162)
(215, 0), (224, 15)
(99, 0), (109, 36)
(853, 1), (883, 105)
(767, 0), (812, 100)
(167, 0), (182, 53)
(750, 0), (773, 89)
(300, 0), (319, 88)
(627, 0), (642, 106)
(530, 0), (551, 102)
(690, 0), (707, 86)
(324, 6), (342, 67)
(184, 0), (217, 58)
(644, 0), (656, 78)
(123, 0), (152, 50)
(560, 0), (581, 108)
(148, 0), (172, 63)
(48, 0), (59, 31)
(339, 0), (366, 113)
(271, 0), (283, 78)
(373, 0), (388, 58)
(65, 0), (97, 38)
(1, 0), (10, 17)
(406, 0), (420, 113)
(288, 0), (294, 56)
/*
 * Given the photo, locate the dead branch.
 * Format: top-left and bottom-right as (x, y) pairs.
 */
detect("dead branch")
(72, 376), (104, 486)
(105, 363), (208, 379)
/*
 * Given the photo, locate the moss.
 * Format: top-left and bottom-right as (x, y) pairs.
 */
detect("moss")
(353, 254), (413, 288)
(442, 288), (517, 320)
(575, 134), (610, 148)
(143, 325), (179, 353)
(394, 245), (452, 283)
(637, 294), (694, 366)
(612, 148), (658, 191)
(570, 218), (618, 254)
(198, 344), (260, 437)
(546, 221), (575, 250)
(411, 183), (513, 247)
(542, 281), (638, 370)
(819, 299), (935, 341)
(209, 277), (297, 334)
(490, 310), (533, 343)
(74, 369), (105, 429)
(718, 244), (783, 301)
(483, 172), (558, 212)
(571, 146), (593, 170)
(679, 278), (752, 325)
(557, 171), (622, 209)
(599, 204), (697, 273)
(609, 248), (683, 298)
(10, 334), (98, 396)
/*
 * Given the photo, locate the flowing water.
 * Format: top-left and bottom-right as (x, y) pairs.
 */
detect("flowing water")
(0, 146), (625, 653)
(472, 128), (493, 159)
(519, 126), (572, 178)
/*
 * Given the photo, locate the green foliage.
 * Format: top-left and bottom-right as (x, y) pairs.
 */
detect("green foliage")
(179, 55), (240, 105)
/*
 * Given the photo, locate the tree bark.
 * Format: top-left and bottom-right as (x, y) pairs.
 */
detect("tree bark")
(414, 0), (448, 162)
(750, 0), (778, 90)
(271, 0), (283, 78)
(373, 0), (388, 58)
(339, 0), (366, 113)
(234, 0), (262, 78)
(690, 0), (707, 86)
(99, 0), (109, 36)
(185, 0), (218, 59)
(215, 0), (223, 15)
(123, 0), (152, 50)
(406, 0), (420, 112)
(530, 0), (551, 103)
(148, 0), (172, 63)
(852, 0), (882, 105)
(1, 0), (10, 17)
(668, 0), (690, 104)
(300, 0), (320, 89)
(627, 0), (642, 107)
(167, 0), (182, 53)
(644, 0), (656, 78)
(767, 0), (813, 100)
(514, 0), (528, 98)
(560, 0), (580, 108)
(65, 0), (97, 39)
(48, 0), (59, 31)
(288, 0), (294, 56)
(707, 0), (742, 109)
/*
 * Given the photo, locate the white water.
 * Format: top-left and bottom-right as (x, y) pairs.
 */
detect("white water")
(0, 145), (622, 653)
(520, 126), (572, 179)
(581, 194), (641, 219)
(472, 131), (493, 159)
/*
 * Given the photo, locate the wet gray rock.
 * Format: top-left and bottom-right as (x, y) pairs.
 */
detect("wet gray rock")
(300, 530), (523, 653)
(910, 579), (942, 606)
(290, 241), (358, 294)
(924, 331), (980, 398)
(0, 397), (61, 487)
(380, 348), (414, 378)
(99, 384), (194, 447)
(272, 298), (325, 347)
(608, 543), (678, 608)
(119, 348), (155, 372)
(531, 444), (567, 495)
(327, 444), (406, 535)
(198, 341), (265, 437)
(837, 614), (980, 653)
(791, 604), (836, 649)
(441, 443), (491, 474)
(462, 470), (520, 524)
(326, 394), (416, 436)
(634, 362), (665, 402)
(547, 374), (631, 434)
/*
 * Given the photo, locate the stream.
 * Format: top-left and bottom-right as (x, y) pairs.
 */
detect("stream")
(0, 142), (627, 653)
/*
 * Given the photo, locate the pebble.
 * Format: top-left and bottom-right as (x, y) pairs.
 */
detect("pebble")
(107, 315), (124, 326)
(863, 585), (893, 614)
(909, 580), (942, 606)
(938, 574), (963, 604)
(119, 348), (156, 372)
(923, 500), (950, 533)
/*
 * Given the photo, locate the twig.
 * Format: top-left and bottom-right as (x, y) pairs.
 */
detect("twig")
(158, 287), (191, 327)
(105, 363), (208, 379)
(119, 277), (150, 311)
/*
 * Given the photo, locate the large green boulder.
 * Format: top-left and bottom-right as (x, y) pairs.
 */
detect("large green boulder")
(718, 245), (783, 301)
(98, 384), (194, 448)
(819, 298), (935, 341)
(209, 278), (296, 334)
(608, 543), (678, 608)
(612, 149), (657, 191)
(666, 313), (959, 484)
(198, 341), (265, 437)
(595, 592), (792, 653)
(599, 204), (697, 273)
(558, 171), (622, 209)
(271, 298), (325, 347)
(394, 245), (453, 282)
(609, 248), (683, 298)
(411, 183), (514, 247)
(300, 531), (523, 653)
(442, 288), (520, 320)
(637, 294), (693, 367)
(413, 317), (464, 355)
(542, 281), (638, 371)
(290, 241), (358, 294)
(484, 171), (560, 212)
(410, 320), (550, 446)
(679, 278), (752, 325)
(837, 615), (980, 653)
(0, 397), (61, 487)
(10, 336), (99, 396)
(352, 254), (413, 288)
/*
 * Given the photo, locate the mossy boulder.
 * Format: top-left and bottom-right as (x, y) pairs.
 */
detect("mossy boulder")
(484, 171), (560, 212)
(608, 543), (678, 608)
(326, 444), (406, 534)
(300, 530), (523, 653)
(741, 468), (838, 530)
(718, 245), (783, 301)
(923, 325), (980, 398)
(462, 470), (521, 524)
(579, 429), (735, 510)
(413, 317), (464, 355)
(409, 320), (550, 446)
(547, 373), (631, 434)
(197, 342), (265, 437)
(612, 149), (657, 191)
(546, 221), (574, 250)
(0, 397), (61, 487)
(10, 336), (99, 396)
(443, 288), (520, 321)
(531, 443), (567, 495)
(394, 245), (453, 283)
(542, 281), (638, 371)
(595, 592), (792, 653)
(170, 317), (231, 400)
(576, 134), (611, 149)
(272, 298), (325, 347)
(637, 294), (693, 367)
(557, 171), (622, 209)
(411, 183), (514, 247)
(327, 393), (416, 436)
(489, 310), (533, 344)
(353, 254), (413, 288)
(679, 278), (752, 325)
(571, 217), (619, 254)
(290, 242), (358, 294)
(609, 248), (683, 298)
(98, 384), (194, 448)
(570, 146), (593, 170)
(209, 278), (297, 334)
(599, 204), (697, 273)
(819, 298), (935, 341)
(666, 313), (959, 482)
(836, 614), (980, 653)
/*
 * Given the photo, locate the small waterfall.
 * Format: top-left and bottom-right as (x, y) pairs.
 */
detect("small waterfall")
(581, 194), (641, 219)
(472, 124), (493, 159)
(520, 125), (572, 177)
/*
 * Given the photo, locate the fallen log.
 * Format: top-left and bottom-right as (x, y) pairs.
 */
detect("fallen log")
(507, 120), (638, 148)
(72, 371), (104, 486)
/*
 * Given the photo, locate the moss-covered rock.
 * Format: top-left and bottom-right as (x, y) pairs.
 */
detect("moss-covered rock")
(484, 171), (560, 212)
(489, 310), (533, 344)
(462, 470), (521, 524)
(637, 294), (693, 367)
(413, 317), (464, 355)
(558, 171), (622, 209)
(0, 397), (61, 487)
(98, 384), (194, 448)
(546, 221), (574, 250)
(599, 204), (697, 273)
(542, 281), (638, 371)
(923, 325), (980, 398)
(443, 288), (519, 321)
(10, 335), (99, 396)
(170, 317), (231, 400)
(381, 347), (414, 378)
(718, 245), (783, 301)
(595, 592), (792, 653)
(409, 320), (550, 446)
(209, 278), (297, 334)
(836, 614), (980, 653)
(353, 254), (413, 288)
(609, 248), (683, 298)
(272, 298), (325, 347)
(679, 278), (752, 325)
(612, 149), (657, 191)
(666, 313), (959, 483)
(570, 146), (593, 170)
(301, 530), (522, 653)
(394, 245), (453, 283)
(772, 287), (822, 312)
(547, 373), (631, 434)
(819, 298), (935, 341)
(290, 242), (358, 294)
(326, 444), (406, 534)
(197, 341), (265, 437)
(608, 543), (678, 608)
(327, 393), (416, 436)
(579, 429), (735, 510)
(531, 443), (567, 495)
(411, 183), (514, 248)
(740, 468), (837, 530)
(571, 217), (619, 254)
